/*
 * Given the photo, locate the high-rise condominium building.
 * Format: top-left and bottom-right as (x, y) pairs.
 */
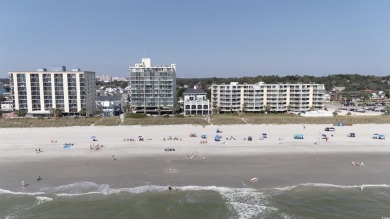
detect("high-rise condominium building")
(129, 58), (177, 114)
(211, 82), (325, 113)
(9, 67), (96, 116)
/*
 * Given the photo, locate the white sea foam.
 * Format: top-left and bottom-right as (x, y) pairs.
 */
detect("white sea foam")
(38, 182), (277, 218)
(5, 214), (17, 219)
(49, 182), (167, 196)
(273, 183), (390, 193)
(178, 185), (277, 219)
(36, 196), (53, 205)
(0, 188), (45, 196)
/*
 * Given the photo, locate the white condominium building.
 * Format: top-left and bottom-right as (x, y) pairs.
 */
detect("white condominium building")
(9, 67), (96, 116)
(129, 58), (177, 114)
(211, 82), (325, 113)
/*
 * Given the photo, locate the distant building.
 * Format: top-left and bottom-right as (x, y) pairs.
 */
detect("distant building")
(183, 88), (210, 116)
(96, 96), (122, 117)
(96, 75), (112, 82)
(129, 58), (177, 114)
(324, 94), (331, 102)
(332, 87), (345, 92)
(0, 82), (5, 95)
(112, 76), (128, 81)
(9, 67), (96, 116)
(211, 82), (325, 113)
(0, 100), (13, 112)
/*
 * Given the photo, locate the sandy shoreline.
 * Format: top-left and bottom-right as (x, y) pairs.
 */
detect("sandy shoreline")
(1, 124), (389, 191)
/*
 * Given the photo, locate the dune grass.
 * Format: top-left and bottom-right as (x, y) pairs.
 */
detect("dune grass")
(0, 114), (389, 128)
(243, 113), (390, 124)
(94, 117), (121, 126)
(209, 114), (246, 125)
(0, 118), (96, 128)
(123, 116), (209, 126)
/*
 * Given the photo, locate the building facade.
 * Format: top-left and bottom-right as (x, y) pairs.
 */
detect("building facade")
(183, 88), (210, 116)
(96, 96), (122, 117)
(129, 58), (176, 114)
(211, 82), (325, 113)
(9, 67), (96, 116)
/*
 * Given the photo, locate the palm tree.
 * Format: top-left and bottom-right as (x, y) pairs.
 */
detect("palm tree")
(126, 95), (131, 113)
(50, 108), (56, 118)
(265, 104), (271, 114)
(241, 103), (247, 114)
(15, 109), (27, 117)
(168, 106), (173, 115)
(54, 108), (62, 118)
(79, 108), (86, 116)
(157, 106), (162, 116)
(286, 104), (291, 113)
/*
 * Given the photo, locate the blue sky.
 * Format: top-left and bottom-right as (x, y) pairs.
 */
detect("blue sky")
(1, 0), (389, 78)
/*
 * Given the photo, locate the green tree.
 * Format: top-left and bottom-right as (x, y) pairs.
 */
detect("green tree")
(52, 108), (62, 118)
(119, 81), (128, 89)
(177, 87), (185, 98)
(15, 109), (27, 117)
(79, 108), (86, 116)
(265, 104), (271, 113)
(0, 95), (6, 102)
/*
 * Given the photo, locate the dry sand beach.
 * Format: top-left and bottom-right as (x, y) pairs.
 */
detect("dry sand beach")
(1, 124), (390, 218)
(1, 124), (389, 190)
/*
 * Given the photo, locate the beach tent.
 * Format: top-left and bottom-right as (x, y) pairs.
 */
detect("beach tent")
(91, 136), (97, 141)
(294, 134), (304, 139)
(262, 133), (267, 138)
(248, 136), (252, 141)
(201, 135), (207, 139)
(214, 135), (221, 141)
(347, 133), (356, 137)
(378, 134), (385, 140)
(189, 132), (197, 137)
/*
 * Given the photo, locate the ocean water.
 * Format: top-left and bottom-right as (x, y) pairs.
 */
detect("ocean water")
(1, 182), (390, 219)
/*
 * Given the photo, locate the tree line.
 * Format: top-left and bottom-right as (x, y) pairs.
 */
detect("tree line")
(177, 74), (390, 92)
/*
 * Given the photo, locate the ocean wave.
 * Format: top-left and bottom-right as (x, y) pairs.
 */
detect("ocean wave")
(165, 185), (277, 219)
(36, 196), (53, 205)
(273, 183), (390, 192)
(0, 188), (45, 196)
(39, 182), (276, 219)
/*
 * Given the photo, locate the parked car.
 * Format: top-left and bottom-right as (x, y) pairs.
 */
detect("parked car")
(325, 127), (335, 131)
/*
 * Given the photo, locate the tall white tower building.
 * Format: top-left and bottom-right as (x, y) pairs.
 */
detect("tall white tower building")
(129, 58), (177, 114)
